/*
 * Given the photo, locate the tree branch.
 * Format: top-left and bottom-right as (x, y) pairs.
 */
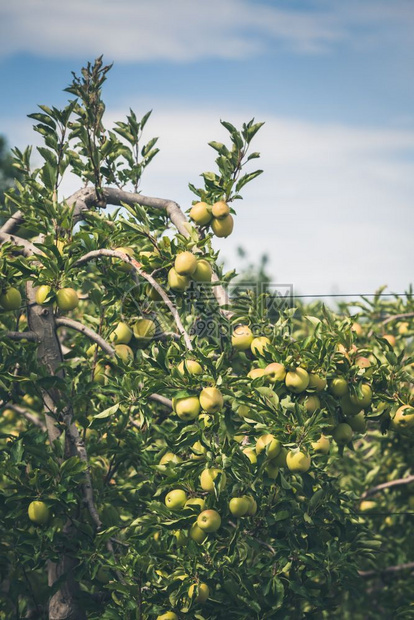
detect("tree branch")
(73, 248), (193, 350)
(5, 403), (46, 431)
(359, 562), (414, 579)
(0, 210), (24, 234)
(149, 393), (172, 409)
(381, 312), (414, 326)
(360, 474), (414, 500)
(0, 229), (40, 257)
(55, 317), (115, 357)
(4, 330), (38, 342)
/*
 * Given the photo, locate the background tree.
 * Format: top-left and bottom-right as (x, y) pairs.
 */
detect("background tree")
(0, 58), (413, 619)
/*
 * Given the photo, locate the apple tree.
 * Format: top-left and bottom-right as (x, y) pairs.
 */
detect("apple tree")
(0, 58), (413, 619)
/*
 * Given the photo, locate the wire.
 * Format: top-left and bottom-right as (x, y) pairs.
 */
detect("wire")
(291, 293), (410, 299)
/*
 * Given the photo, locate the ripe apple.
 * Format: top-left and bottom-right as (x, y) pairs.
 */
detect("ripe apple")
(231, 325), (253, 351)
(159, 452), (182, 469)
(197, 509), (221, 533)
(174, 251), (197, 276)
(35, 285), (52, 305)
(250, 336), (271, 357)
(391, 405), (414, 431)
(247, 368), (266, 380)
(190, 441), (207, 459)
(0, 287), (22, 310)
(28, 500), (50, 524)
(111, 321), (133, 344)
(2, 408), (17, 423)
(264, 362), (286, 383)
(212, 200), (230, 219)
(398, 321), (409, 335)
(308, 373), (327, 392)
(56, 288), (79, 311)
(192, 259), (213, 282)
(329, 376), (348, 397)
(189, 582), (210, 603)
(133, 318), (156, 344)
(359, 500), (377, 512)
(199, 387), (224, 413)
(286, 450), (311, 473)
(173, 396), (200, 421)
(332, 423), (353, 445)
(311, 435), (330, 454)
(200, 468), (227, 492)
(139, 249), (161, 268)
(242, 447), (257, 465)
(346, 412), (367, 433)
(243, 495), (258, 516)
(383, 334), (396, 347)
(299, 394), (321, 414)
(168, 267), (190, 292)
(285, 368), (309, 394)
(114, 344), (134, 363)
(340, 392), (363, 416)
(256, 434), (281, 459)
(185, 497), (206, 511)
(349, 384), (372, 408)
(165, 489), (187, 511)
(177, 359), (203, 376)
(115, 246), (134, 271)
(229, 496), (250, 517)
(211, 214), (234, 237)
(351, 322), (363, 337)
(236, 404), (250, 418)
(156, 613), (178, 620)
(189, 522), (208, 543)
(189, 201), (212, 226)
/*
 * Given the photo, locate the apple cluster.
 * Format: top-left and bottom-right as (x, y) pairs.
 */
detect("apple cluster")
(189, 200), (234, 238)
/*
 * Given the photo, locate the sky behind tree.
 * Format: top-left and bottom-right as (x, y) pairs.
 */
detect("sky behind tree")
(0, 0), (413, 298)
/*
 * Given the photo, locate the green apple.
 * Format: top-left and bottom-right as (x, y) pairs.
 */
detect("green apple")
(242, 447), (257, 465)
(197, 509), (221, 533)
(192, 259), (213, 282)
(383, 334), (396, 347)
(231, 324), (253, 351)
(329, 376), (348, 397)
(189, 582), (210, 603)
(211, 214), (234, 237)
(110, 321), (133, 344)
(200, 468), (226, 492)
(177, 359), (203, 376)
(359, 500), (377, 512)
(250, 336), (271, 357)
(35, 284), (52, 305)
(349, 384), (372, 409)
(139, 249), (161, 268)
(391, 405), (414, 431)
(156, 612), (178, 620)
(247, 368), (266, 380)
(133, 318), (156, 344)
(189, 201), (212, 226)
(311, 435), (330, 454)
(332, 423), (353, 445)
(174, 251), (197, 276)
(308, 373), (327, 391)
(2, 408), (17, 423)
(199, 387), (223, 413)
(243, 495), (258, 516)
(212, 200), (230, 219)
(56, 288), (79, 311)
(185, 497), (206, 511)
(190, 441), (207, 459)
(286, 450), (311, 473)
(340, 392), (363, 416)
(272, 446), (288, 467)
(256, 434), (281, 459)
(28, 501), (50, 524)
(236, 404), (250, 419)
(0, 287), (22, 310)
(299, 394), (321, 414)
(159, 452), (182, 469)
(115, 246), (134, 271)
(174, 530), (188, 546)
(168, 267), (190, 292)
(189, 522), (208, 543)
(173, 396), (200, 421)
(264, 362), (286, 383)
(346, 412), (367, 433)
(114, 344), (134, 363)
(229, 496), (250, 517)
(165, 489), (187, 511)
(285, 368), (309, 394)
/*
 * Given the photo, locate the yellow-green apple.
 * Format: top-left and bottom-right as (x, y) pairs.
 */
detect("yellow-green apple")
(236, 404), (250, 418)
(340, 392), (363, 416)
(346, 412), (367, 433)
(114, 246), (134, 271)
(190, 441), (207, 459)
(247, 367), (266, 380)
(189, 582), (210, 603)
(229, 496), (250, 517)
(174, 530), (188, 546)
(391, 405), (414, 431)
(264, 362), (286, 383)
(329, 376), (348, 397)
(308, 373), (327, 391)
(189, 522), (208, 543)
(199, 387), (224, 413)
(197, 509), (221, 533)
(359, 500), (377, 512)
(174, 251), (197, 276)
(192, 259), (213, 282)
(189, 202), (212, 226)
(212, 200), (230, 219)
(311, 435), (330, 454)
(133, 318), (156, 344)
(35, 285), (52, 305)
(28, 501), (50, 524)
(332, 423), (353, 445)
(299, 394), (321, 414)
(286, 450), (311, 473)
(272, 446), (288, 467)
(111, 321), (133, 344)
(250, 336), (271, 356)
(265, 460), (279, 479)
(211, 214), (234, 237)
(200, 468), (227, 492)
(114, 344), (134, 363)
(56, 288), (79, 311)
(156, 612), (178, 620)
(185, 497), (206, 511)
(256, 434), (281, 459)
(243, 495), (258, 516)
(383, 334), (396, 347)
(231, 325), (253, 351)
(351, 322), (363, 337)
(173, 396), (200, 421)
(242, 447), (257, 465)
(168, 267), (190, 292)
(165, 489), (187, 511)
(349, 384), (372, 409)
(0, 287), (22, 310)
(177, 359), (203, 375)
(285, 368), (309, 394)
(159, 452), (182, 469)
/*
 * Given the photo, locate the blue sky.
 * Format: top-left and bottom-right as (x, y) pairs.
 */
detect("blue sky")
(0, 0), (413, 299)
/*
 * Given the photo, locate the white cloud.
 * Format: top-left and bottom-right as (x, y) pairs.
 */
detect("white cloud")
(2, 0), (411, 62)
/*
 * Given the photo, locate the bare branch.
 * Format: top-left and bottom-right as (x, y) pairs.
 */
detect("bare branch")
(0, 230), (40, 257)
(0, 210), (24, 234)
(4, 331), (38, 342)
(6, 403), (46, 431)
(360, 474), (414, 500)
(359, 562), (414, 579)
(149, 393), (173, 409)
(55, 317), (115, 357)
(381, 312), (414, 326)
(74, 248), (193, 350)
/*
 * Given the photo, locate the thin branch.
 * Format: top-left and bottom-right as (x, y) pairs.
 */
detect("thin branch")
(55, 317), (115, 357)
(381, 312), (414, 326)
(149, 393), (172, 409)
(6, 403), (46, 431)
(4, 330), (38, 342)
(359, 562), (414, 579)
(360, 475), (414, 500)
(73, 248), (193, 350)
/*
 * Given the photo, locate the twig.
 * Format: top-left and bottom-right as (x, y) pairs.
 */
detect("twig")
(55, 317), (115, 357)
(381, 312), (414, 326)
(73, 248), (193, 350)
(359, 561), (414, 579)
(149, 393), (173, 409)
(360, 475), (414, 500)
(4, 331), (38, 342)
(6, 403), (46, 431)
